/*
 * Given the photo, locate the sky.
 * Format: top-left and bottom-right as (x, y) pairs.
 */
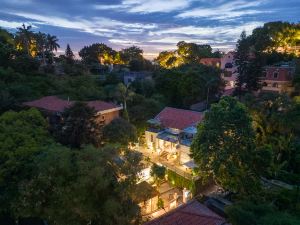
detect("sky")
(0, 0), (299, 59)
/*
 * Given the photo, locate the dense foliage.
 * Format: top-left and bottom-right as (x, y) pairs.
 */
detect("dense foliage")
(191, 97), (262, 194)
(154, 64), (223, 108)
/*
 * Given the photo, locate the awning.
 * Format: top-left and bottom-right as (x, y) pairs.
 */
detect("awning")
(157, 132), (179, 143)
(183, 126), (197, 134)
(183, 160), (197, 169)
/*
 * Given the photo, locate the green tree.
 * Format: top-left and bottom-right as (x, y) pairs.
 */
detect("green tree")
(235, 31), (261, 94)
(46, 34), (60, 63)
(15, 24), (34, 56)
(154, 64), (223, 108)
(103, 118), (137, 146)
(65, 43), (74, 64)
(56, 102), (100, 148)
(0, 28), (15, 68)
(226, 200), (300, 225)
(16, 145), (143, 225)
(35, 32), (47, 64)
(191, 97), (259, 194)
(0, 109), (52, 216)
(150, 164), (166, 187)
(120, 46), (143, 63)
(114, 83), (135, 120)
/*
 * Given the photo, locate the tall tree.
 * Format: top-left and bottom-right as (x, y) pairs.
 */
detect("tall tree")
(0, 109), (52, 216)
(0, 28), (15, 67)
(65, 43), (74, 64)
(46, 34), (60, 63)
(103, 118), (137, 146)
(15, 24), (34, 56)
(191, 97), (260, 194)
(114, 83), (135, 120)
(56, 102), (101, 148)
(235, 31), (261, 94)
(14, 145), (143, 225)
(35, 32), (47, 64)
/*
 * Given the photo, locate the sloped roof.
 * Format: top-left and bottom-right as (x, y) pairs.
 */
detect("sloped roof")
(144, 200), (227, 225)
(155, 107), (203, 130)
(200, 58), (221, 66)
(23, 96), (121, 113)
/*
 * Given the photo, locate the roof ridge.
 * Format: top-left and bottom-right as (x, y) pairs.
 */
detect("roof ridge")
(162, 106), (203, 114)
(177, 210), (224, 221)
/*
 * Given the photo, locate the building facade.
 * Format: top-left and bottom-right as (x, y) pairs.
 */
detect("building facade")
(144, 107), (203, 177)
(221, 51), (238, 90)
(199, 58), (221, 68)
(260, 63), (295, 93)
(23, 96), (123, 126)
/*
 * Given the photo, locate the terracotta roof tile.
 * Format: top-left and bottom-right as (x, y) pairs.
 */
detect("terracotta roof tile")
(144, 200), (227, 225)
(155, 107), (203, 130)
(23, 96), (120, 113)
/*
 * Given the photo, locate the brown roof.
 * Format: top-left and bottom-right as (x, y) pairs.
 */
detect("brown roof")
(144, 200), (227, 225)
(200, 58), (221, 67)
(155, 107), (203, 130)
(23, 96), (120, 113)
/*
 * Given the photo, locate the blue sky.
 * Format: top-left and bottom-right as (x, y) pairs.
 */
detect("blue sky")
(0, 0), (299, 59)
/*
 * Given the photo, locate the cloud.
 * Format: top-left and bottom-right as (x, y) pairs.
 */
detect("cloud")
(3, 11), (157, 37)
(177, 0), (271, 20)
(150, 21), (263, 38)
(0, 19), (37, 29)
(94, 0), (194, 14)
(109, 39), (140, 46)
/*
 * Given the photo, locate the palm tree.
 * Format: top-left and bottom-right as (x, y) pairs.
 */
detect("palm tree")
(16, 24), (34, 56)
(114, 83), (134, 121)
(46, 34), (60, 63)
(35, 32), (47, 64)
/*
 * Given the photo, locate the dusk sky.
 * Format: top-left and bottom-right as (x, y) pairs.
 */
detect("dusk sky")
(1, 0), (299, 59)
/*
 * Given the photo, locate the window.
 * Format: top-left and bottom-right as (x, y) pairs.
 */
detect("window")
(262, 82), (268, 87)
(150, 134), (153, 142)
(273, 83), (278, 88)
(273, 71), (279, 79)
(225, 63), (233, 69)
(261, 70), (267, 77)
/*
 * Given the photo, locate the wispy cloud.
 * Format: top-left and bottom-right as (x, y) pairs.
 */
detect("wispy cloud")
(0, 19), (37, 29)
(3, 11), (157, 37)
(177, 0), (271, 20)
(94, 0), (194, 14)
(109, 39), (140, 46)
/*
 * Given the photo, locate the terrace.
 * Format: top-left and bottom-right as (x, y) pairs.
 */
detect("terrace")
(135, 145), (195, 181)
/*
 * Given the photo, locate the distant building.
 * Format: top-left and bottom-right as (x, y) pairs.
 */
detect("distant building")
(221, 51), (238, 90)
(123, 71), (152, 85)
(260, 62), (295, 93)
(23, 96), (122, 126)
(144, 199), (228, 225)
(144, 107), (204, 175)
(200, 58), (221, 68)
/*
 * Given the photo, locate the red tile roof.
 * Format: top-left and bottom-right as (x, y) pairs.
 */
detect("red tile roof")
(200, 58), (221, 67)
(144, 200), (227, 225)
(155, 107), (203, 130)
(222, 88), (235, 96)
(23, 96), (120, 113)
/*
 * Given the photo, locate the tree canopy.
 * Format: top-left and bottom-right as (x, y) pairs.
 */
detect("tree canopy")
(191, 97), (260, 194)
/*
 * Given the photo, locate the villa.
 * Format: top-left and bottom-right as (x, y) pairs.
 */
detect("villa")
(200, 58), (221, 68)
(221, 51), (238, 90)
(141, 107), (204, 180)
(23, 96), (123, 126)
(260, 62), (296, 93)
